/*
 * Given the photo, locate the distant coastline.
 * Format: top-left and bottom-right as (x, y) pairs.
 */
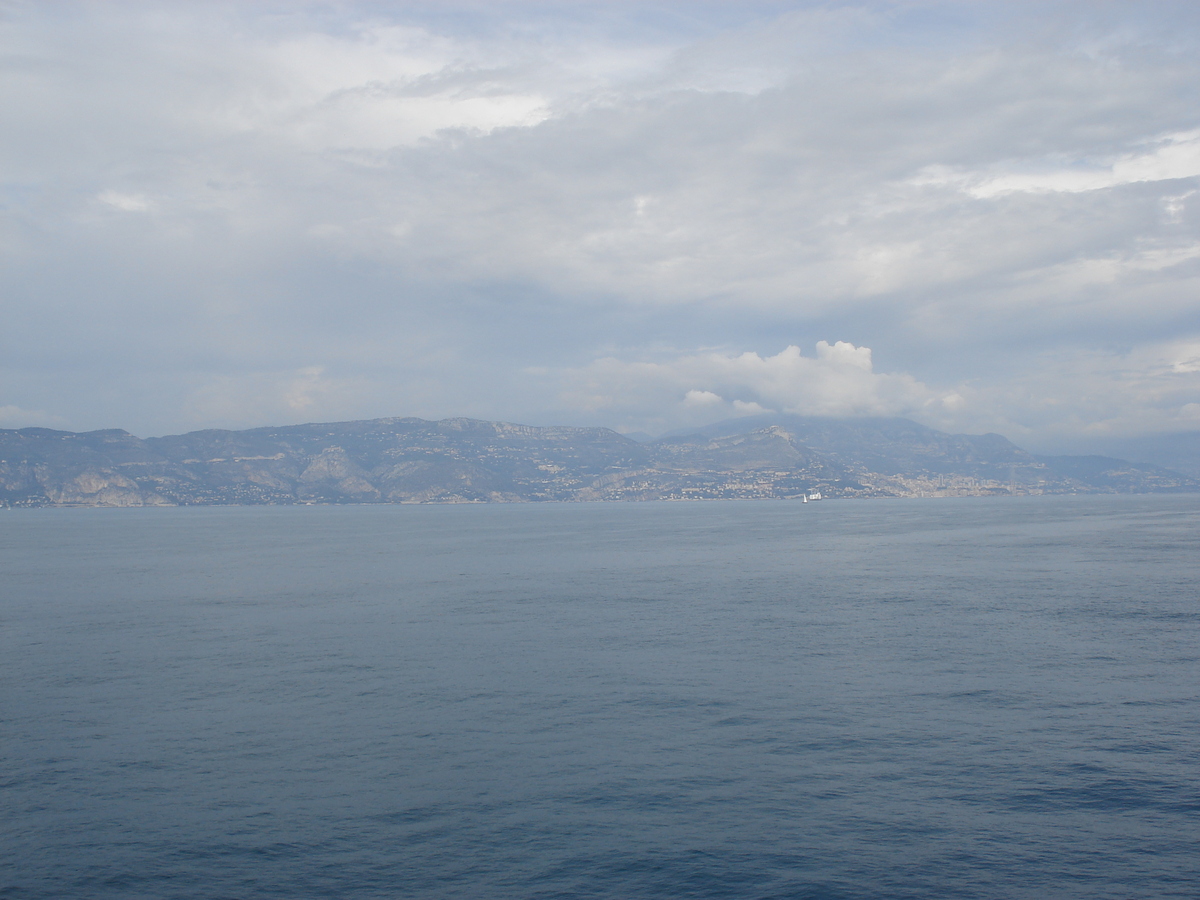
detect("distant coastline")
(2, 414), (1195, 508)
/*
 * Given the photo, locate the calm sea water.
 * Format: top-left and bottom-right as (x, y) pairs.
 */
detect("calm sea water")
(3, 496), (1199, 899)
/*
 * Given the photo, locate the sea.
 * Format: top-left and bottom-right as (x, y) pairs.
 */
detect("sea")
(3, 495), (1199, 899)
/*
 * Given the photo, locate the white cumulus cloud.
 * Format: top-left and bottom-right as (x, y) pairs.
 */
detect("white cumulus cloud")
(556, 342), (962, 435)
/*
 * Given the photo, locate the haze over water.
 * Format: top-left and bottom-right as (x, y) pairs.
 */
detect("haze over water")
(4, 496), (1200, 898)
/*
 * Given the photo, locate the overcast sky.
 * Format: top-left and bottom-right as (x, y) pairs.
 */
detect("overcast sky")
(2, 0), (1199, 450)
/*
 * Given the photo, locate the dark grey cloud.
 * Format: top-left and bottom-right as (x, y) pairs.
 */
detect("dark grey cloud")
(1, 1), (1198, 447)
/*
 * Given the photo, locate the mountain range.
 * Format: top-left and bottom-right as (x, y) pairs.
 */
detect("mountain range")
(1, 415), (1195, 507)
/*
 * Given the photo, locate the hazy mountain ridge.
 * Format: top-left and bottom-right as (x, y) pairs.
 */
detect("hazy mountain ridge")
(1, 416), (1195, 507)
(1065, 432), (1200, 478)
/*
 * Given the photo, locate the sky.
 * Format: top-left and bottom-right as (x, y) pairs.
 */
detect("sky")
(2, 0), (1199, 451)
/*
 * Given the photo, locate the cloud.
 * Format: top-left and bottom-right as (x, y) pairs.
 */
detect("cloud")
(683, 389), (724, 407)
(913, 130), (1200, 198)
(255, 27), (561, 151)
(552, 332), (1200, 443)
(555, 342), (962, 434)
(97, 190), (155, 212)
